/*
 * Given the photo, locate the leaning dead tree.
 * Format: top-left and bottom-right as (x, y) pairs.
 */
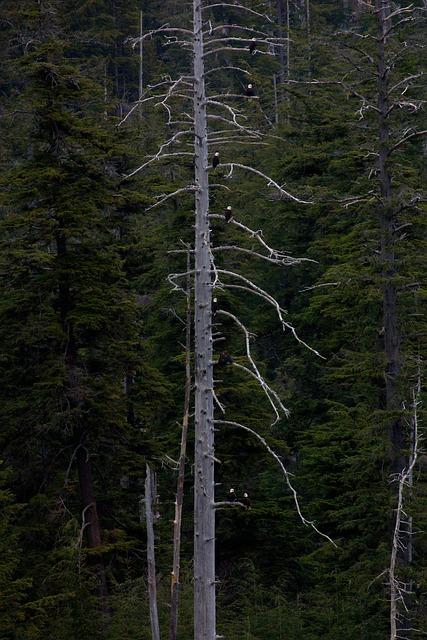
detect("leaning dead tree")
(169, 251), (192, 640)
(145, 464), (161, 640)
(124, 2), (333, 638)
(389, 360), (423, 640)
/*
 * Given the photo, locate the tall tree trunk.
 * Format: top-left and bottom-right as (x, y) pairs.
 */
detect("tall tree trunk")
(375, 2), (409, 636)
(193, 1), (216, 639)
(169, 255), (192, 640)
(146, 464), (161, 640)
(376, 0), (402, 473)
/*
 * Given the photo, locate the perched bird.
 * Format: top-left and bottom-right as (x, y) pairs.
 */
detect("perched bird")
(245, 83), (255, 97)
(249, 38), (257, 54)
(229, 488), (237, 502)
(212, 297), (219, 314)
(217, 351), (233, 366)
(212, 151), (220, 168)
(224, 205), (233, 222)
(242, 492), (251, 509)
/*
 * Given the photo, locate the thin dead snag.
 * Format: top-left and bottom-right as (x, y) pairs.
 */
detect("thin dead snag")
(169, 252), (192, 640)
(389, 362), (423, 640)
(145, 464), (161, 640)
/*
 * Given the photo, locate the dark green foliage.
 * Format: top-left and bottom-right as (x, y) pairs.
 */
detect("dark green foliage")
(0, 0), (425, 638)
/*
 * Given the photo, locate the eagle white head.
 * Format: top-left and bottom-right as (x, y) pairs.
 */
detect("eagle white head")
(226, 205), (232, 210)
(214, 151), (220, 156)
(244, 492), (248, 498)
(229, 488), (235, 493)
(248, 84), (253, 89)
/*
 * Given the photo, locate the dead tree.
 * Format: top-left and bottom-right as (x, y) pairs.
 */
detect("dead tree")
(169, 252), (192, 640)
(145, 464), (161, 640)
(389, 360), (423, 640)
(284, 2), (426, 636)
(123, 3), (334, 639)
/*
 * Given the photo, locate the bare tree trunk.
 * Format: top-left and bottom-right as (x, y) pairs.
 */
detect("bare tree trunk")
(389, 367), (421, 640)
(146, 464), (161, 640)
(193, 1), (216, 639)
(169, 255), (192, 640)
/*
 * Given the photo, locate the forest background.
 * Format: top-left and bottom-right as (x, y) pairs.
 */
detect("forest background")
(0, 1), (426, 639)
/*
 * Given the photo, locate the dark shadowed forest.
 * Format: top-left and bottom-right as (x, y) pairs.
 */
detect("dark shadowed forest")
(0, 1), (426, 639)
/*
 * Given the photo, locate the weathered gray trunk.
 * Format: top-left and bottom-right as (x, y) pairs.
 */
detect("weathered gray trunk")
(169, 256), (192, 640)
(145, 464), (161, 640)
(193, 1), (216, 639)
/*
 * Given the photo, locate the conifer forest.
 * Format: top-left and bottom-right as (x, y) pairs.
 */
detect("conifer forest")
(1, 1), (427, 639)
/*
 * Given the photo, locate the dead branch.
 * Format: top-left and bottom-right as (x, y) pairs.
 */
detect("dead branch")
(217, 270), (324, 359)
(146, 185), (197, 211)
(212, 245), (310, 266)
(215, 420), (337, 546)
(202, 3), (274, 22)
(219, 162), (312, 203)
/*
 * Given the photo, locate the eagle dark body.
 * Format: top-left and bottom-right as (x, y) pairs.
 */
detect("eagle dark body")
(224, 206), (233, 222)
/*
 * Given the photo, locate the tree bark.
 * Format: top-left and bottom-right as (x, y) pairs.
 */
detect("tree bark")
(146, 464), (161, 640)
(375, 2), (410, 637)
(193, 1), (216, 639)
(376, 1), (402, 471)
(169, 255), (192, 640)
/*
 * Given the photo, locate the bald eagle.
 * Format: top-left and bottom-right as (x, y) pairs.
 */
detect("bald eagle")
(249, 38), (257, 54)
(224, 205), (233, 222)
(245, 84), (255, 97)
(212, 151), (220, 168)
(229, 488), (237, 502)
(242, 492), (251, 509)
